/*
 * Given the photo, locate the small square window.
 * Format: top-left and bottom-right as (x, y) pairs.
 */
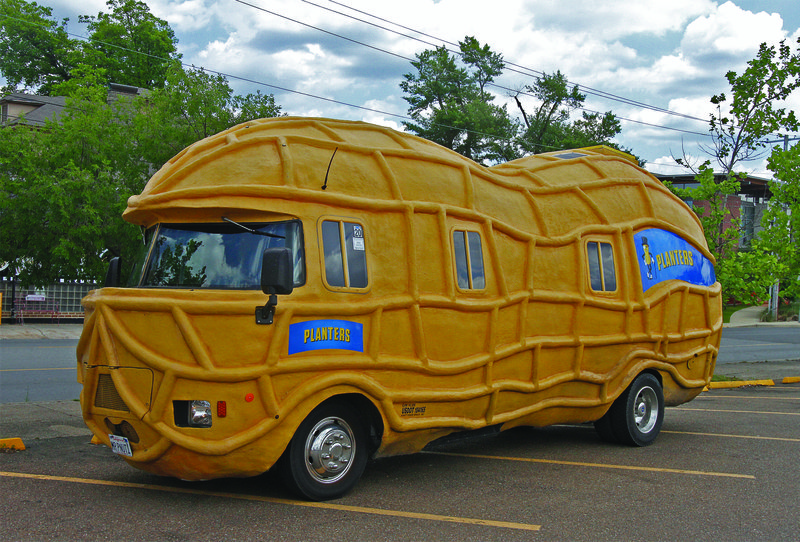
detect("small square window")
(321, 220), (368, 290)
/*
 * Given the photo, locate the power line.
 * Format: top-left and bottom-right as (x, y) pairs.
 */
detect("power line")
(2, 8), (792, 150)
(232, 0), (711, 138)
(317, 0), (710, 124)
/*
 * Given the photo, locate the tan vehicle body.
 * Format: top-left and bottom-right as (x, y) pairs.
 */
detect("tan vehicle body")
(77, 117), (722, 487)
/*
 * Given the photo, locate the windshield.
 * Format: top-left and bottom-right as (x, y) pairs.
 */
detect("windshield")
(133, 220), (304, 289)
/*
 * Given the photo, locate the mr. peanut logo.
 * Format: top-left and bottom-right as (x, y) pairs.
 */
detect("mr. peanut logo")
(640, 236), (654, 280)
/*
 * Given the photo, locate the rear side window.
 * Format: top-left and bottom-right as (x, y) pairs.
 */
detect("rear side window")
(321, 220), (368, 289)
(587, 241), (617, 292)
(453, 230), (485, 290)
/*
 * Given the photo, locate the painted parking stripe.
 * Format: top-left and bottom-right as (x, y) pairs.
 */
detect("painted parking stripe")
(698, 394), (800, 400)
(423, 452), (754, 479)
(674, 408), (800, 416)
(0, 471), (540, 532)
(662, 430), (800, 443)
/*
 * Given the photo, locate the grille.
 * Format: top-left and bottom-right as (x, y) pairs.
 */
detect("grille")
(94, 374), (130, 412)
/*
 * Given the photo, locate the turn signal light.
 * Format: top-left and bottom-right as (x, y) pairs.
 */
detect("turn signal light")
(217, 401), (227, 418)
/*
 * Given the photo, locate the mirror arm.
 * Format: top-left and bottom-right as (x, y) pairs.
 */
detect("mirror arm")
(255, 293), (278, 325)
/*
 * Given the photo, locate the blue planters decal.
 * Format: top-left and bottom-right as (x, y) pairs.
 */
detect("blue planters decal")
(634, 229), (716, 292)
(288, 319), (364, 355)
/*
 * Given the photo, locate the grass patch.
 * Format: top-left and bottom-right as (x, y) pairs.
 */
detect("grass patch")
(723, 303), (757, 323)
(722, 305), (740, 323)
(711, 374), (742, 382)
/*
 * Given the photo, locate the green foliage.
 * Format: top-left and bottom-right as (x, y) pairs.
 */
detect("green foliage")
(762, 144), (800, 299)
(0, 0), (180, 94)
(0, 0), (78, 94)
(400, 37), (517, 164)
(79, 0), (178, 89)
(667, 38), (800, 302)
(662, 162), (741, 261)
(133, 64), (284, 167)
(0, 65), (283, 287)
(708, 38), (800, 173)
(400, 37), (621, 163)
(715, 249), (782, 304)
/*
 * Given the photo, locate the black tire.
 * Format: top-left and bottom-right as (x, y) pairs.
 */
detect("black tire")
(593, 410), (619, 443)
(279, 400), (368, 501)
(608, 372), (665, 447)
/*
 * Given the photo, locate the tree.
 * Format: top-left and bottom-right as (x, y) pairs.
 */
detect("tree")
(400, 38), (623, 163)
(0, 0), (79, 94)
(400, 37), (516, 164)
(761, 143), (800, 299)
(667, 38), (800, 303)
(0, 0), (179, 94)
(0, 66), (283, 287)
(79, 0), (179, 89)
(134, 64), (284, 167)
(707, 38), (800, 174)
(513, 70), (621, 155)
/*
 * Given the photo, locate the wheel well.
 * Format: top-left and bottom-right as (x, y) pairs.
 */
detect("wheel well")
(642, 368), (663, 387)
(319, 394), (384, 456)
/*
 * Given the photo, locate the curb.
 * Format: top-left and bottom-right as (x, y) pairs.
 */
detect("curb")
(783, 376), (800, 384)
(0, 438), (26, 451)
(708, 379), (775, 389)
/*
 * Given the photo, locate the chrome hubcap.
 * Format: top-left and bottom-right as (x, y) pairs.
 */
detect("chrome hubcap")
(633, 386), (659, 434)
(304, 416), (355, 484)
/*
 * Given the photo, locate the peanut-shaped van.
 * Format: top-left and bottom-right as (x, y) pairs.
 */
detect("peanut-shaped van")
(77, 117), (722, 500)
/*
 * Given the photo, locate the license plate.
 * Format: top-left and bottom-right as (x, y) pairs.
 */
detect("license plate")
(109, 434), (133, 457)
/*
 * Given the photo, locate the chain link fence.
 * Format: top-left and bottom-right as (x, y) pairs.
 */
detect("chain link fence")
(1, 277), (96, 322)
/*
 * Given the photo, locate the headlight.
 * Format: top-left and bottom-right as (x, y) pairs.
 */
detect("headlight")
(190, 400), (213, 427)
(174, 400), (213, 428)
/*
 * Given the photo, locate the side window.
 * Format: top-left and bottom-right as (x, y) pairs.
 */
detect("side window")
(587, 241), (617, 292)
(453, 230), (485, 290)
(321, 220), (368, 289)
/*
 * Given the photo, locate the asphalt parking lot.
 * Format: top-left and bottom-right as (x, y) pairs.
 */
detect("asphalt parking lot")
(1, 383), (798, 541)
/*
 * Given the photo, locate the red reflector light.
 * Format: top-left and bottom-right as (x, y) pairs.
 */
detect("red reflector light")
(217, 401), (227, 417)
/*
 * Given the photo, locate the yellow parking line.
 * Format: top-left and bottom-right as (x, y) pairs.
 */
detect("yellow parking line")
(697, 395), (800, 400)
(674, 408), (800, 416)
(0, 471), (540, 532)
(423, 451), (754, 479)
(662, 430), (800, 443)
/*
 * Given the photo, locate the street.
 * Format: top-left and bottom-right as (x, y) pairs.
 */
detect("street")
(0, 339), (81, 404)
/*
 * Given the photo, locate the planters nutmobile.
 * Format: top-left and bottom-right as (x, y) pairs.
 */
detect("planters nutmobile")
(77, 117), (721, 500)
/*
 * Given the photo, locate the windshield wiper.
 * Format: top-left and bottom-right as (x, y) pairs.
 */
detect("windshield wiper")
(222, 217), (285, 239)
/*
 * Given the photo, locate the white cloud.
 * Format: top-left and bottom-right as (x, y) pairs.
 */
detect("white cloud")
(681, 1), (788, 62)
(35, 0), (800, 167)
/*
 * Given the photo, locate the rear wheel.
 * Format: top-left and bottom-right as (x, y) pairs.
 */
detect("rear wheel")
(279, 401), (368, 501)
(596, 372), (664, 447)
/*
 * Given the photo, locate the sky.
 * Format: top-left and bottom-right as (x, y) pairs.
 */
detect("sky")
(27, 0), (800, 176)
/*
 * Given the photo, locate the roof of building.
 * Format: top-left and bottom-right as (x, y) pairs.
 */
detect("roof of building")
(0, 93), (67, 126)
(655, 172), (773, 200)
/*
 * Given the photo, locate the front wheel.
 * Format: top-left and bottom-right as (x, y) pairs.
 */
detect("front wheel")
(597, 372), (664, 447)
(279, 401), (368, 501)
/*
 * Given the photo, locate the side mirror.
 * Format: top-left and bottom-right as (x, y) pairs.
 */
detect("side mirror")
(105, 257), (121, 287)
(256, 247), (293, 324)
(261, 247), (294, 295)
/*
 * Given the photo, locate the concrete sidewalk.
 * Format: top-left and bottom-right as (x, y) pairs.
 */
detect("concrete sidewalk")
(0, 323), (84, 340)
(726, 304), (800, 328)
